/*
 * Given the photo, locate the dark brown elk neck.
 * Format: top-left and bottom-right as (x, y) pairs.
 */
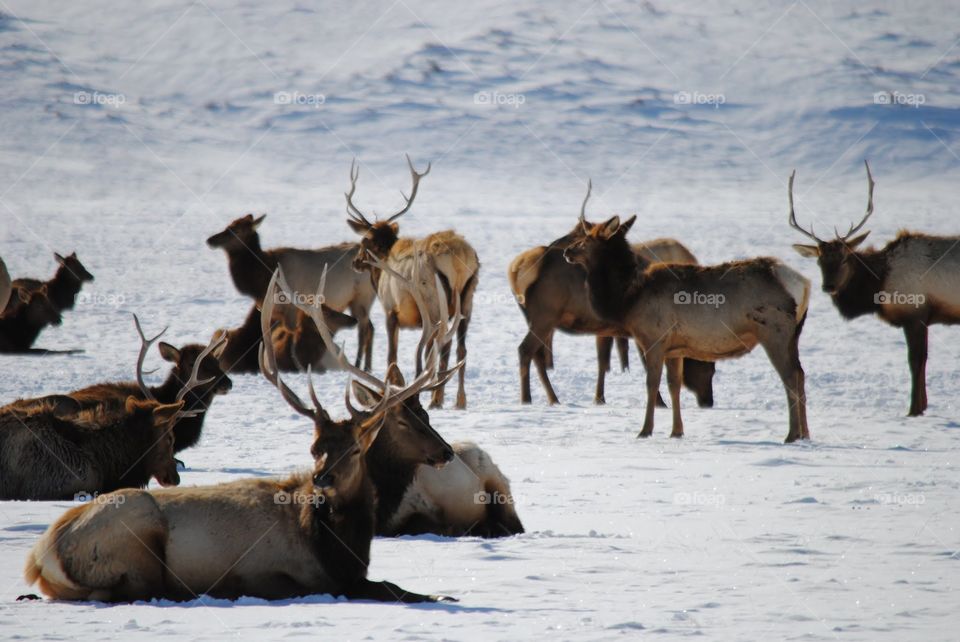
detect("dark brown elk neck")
(51, 413), (157, 492)
(582, 241), (645, 323)
(47, 266), (85, 310)
(365, 432), (419, 529)
(220, 306), (264, 373)
(831, 250), (888, 320)
(224, 235), (278, 301)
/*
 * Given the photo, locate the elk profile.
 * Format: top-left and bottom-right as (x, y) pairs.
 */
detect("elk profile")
(565, 215), (811, 442)
(789, 161), (960, 416)
(346, 156), (479, 409)
(4, 252), (94, 314)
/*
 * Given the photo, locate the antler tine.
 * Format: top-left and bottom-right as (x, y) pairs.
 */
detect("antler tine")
(787, 169), (824, 244)
(579, 178), (592, 223)
(344, 377), (363, 419)
(837, 160), (876, 241)
(259, 269), (319, 420)
(345, 158), (373, 227)
(133, 313), (166, 402)
(385, 154), (431, 222)
(174, 329), (227, 403)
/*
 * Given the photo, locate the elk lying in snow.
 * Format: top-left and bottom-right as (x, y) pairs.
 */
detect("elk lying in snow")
(3, 252), (94, 314)
(278, 268), (524, 537)
(214, 303), (358, 374)
(207, 214), (377, 369)
(564, 215), (811, 442)
(0, 397), (183, 500)
(509, 181), (716, 406)
(789, 161), (960, 416)
(345, 156), (479, 409)
(24, 276), (455, 603)
(0, 286), (62, 352)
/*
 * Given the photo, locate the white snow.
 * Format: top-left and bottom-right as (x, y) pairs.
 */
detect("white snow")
(1, 0), (958, 639)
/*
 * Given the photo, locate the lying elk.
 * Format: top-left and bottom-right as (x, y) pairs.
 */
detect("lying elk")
(214, 303), (357, 374)
(0, 286), (62, 353)
(564, 215), (811, 442)
(345, 156), (479, 409)
(509, 181), (716, 406)
(24, 275), (455, 603)
(789, 161), (960, 416)
(0, 397), (183, 500)
(4, 252), (94, 314)
(207, 213), (376, 369)
(279, 267), (524, 537)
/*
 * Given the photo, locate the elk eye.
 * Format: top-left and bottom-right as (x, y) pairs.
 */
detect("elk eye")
(352, 448), (362, 457)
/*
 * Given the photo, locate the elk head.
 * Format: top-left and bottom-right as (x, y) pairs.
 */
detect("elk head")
(16, 286), (62, 327)
(563, 214), (637, 268)
(206, 214), (267, 251)
(343, 156), (431, 274)
(55, 252), (94, 283)
(124, 396), (185, 487)
(789, 161), (875, 294)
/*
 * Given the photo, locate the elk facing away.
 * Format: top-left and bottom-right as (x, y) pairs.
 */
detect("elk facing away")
(207, 213), (376, 369)
(346, 156), (479, 409)
(509, 181), (716, 406)
(789, 161), (960, 416)
(565, 216), (811, 443)
(24, 271), (456, 604)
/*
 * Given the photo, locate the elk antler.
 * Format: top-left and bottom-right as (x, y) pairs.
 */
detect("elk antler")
(835, 160), (875, 241)
(345, 159), (373, 229)
(578, 178), (592, 226)
(133, 314), (167, 402)
(386, 154), (431, 222)
(786, 169), (825, 244)
(175, 330), (228, 405)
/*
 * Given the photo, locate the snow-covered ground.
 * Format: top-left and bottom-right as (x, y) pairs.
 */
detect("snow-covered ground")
(1, 0), (958, 639)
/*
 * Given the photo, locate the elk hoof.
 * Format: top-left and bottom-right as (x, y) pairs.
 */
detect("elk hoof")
(670, 432), (683, 439)
(594, 397), (605, 405)
(432, 595), (458, 603)
(637, 430), (652, 439)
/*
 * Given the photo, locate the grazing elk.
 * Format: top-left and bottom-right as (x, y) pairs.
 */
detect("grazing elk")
(789, 161), (960, 416)
(345, 156), (479, 409)
(0, 286), (62, 353)
(4, 252), (94, 314)
(564, 215), (811, 442)
(509, 181), (716, 406)
(0, 397), (184, 500)
(207, 214), (376, 369)
(281, 267), (524, 537)
(23, 276), (455, 604)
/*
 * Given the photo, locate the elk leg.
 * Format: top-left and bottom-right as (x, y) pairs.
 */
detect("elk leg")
(343, 578), (456, 603)
(904, 321), (928, 416)
(666, 357), (684, 438)
(543, 329), (555, 370)
(350, 303), (374, 371)
(639, 342), (664, 438)
(454, 315), (469, 409)
(638, 350), (669, 408)
(761, 331), (805, 443)
(615, 336), (630, 371)
(520, 327), (559, 405)
(385, 311), (400, 367)
(431, 333), (453, 409)
(595, 336), (613, 405)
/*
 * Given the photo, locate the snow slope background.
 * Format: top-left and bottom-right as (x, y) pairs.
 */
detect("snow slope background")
(0, 0), (958, 639)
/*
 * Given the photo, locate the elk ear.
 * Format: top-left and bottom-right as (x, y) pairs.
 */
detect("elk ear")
(17, 288), (30, 303)
(386, 362), (405, 386)
(388, 223), (400, 235)
(346, 219), (368, 234)
(792, 244), (820, 258)
(54, 252), (66, 265)
(321, 305), (358, 329)
(125, 395), (154, 414)
(352, 380), (382, 407)
(42, 395), (81, 418)
(844, 231), (870, 250)
(212, 337), (228, 359)
(252, 214), (267, 229)
(357, 415), (386, 452)
(152, 400), (185, 430)
(158, 342), (181, 362)
(616, 215), (636, 237)
(599, 216), (621, 239)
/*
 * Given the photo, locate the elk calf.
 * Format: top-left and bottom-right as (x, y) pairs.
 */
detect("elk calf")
(789, 161), (960, 416)
(0, 286), (62, 352)
(5, 252), (94, 314)
(565, 216), (811, 442)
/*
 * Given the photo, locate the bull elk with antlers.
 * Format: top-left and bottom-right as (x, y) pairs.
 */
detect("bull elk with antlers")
(565, 215), (811, 443)
(789, 161), (960, 416)
(346, 156), (479, 409)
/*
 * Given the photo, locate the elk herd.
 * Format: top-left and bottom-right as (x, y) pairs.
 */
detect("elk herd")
(1, 158), (957, 604)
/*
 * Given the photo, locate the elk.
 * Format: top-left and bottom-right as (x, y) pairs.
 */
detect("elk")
(564, 215), (811, 442)
(282, 267), (524, 537)
(207, 214), (376, 369)
(4, 252), (94, 314)
(23, 275), (455, 604)
(0, 396), (184, 500)
(789, 161), (960, 416)
(345, 156), (479, 409)
(0, 286), (62, 353)
(509, 181), (716, 406)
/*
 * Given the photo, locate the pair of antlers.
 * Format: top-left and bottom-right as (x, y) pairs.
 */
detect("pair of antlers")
(345, 155), (431, 229)
(788, 160), (875, 244)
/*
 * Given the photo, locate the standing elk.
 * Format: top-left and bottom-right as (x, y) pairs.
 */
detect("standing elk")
(4, 252), (94, 314)
(23, 272), (456, 604)
(207, 214), (377, 369)
(564, 215), (811, 443)
(509, 181), (716, 406)
(279, 267), (524, 537)
(789, 161), (960, 416)
(345, 156), (479, 409)
(0, 286), (62, 353)
(0, 397), (184, 500)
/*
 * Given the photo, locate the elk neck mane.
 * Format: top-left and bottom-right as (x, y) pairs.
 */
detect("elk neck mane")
(582, 235), (646, 322)
(832, 243), (890, 320)
(364, 427), (421, 527)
